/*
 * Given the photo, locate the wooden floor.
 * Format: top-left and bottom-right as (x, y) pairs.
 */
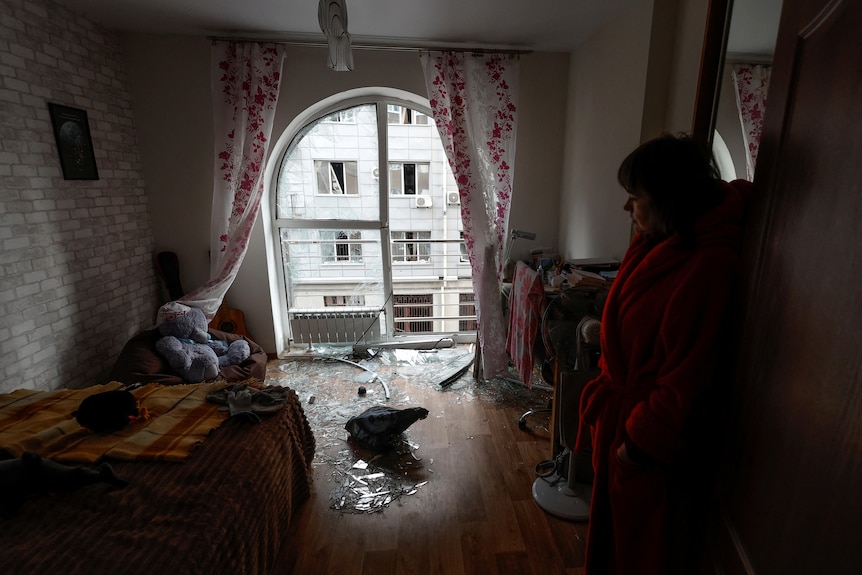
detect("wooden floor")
(268, 351), (588, 575)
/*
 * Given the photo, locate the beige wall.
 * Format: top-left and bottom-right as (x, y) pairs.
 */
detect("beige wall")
(559, 0), (654, 262)
(506, 52), (570, 264)
(122, 36), (213, 294)
(122, 36), (570, 352)
(558, 0), (708, 262)
(661, 0), (710, 133)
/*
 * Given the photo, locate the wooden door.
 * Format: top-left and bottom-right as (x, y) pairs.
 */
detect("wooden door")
(707, 1), (862, 573)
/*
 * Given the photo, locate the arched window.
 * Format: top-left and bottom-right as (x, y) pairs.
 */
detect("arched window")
(264, 89), (476, 353)
(713, 130), (737, 182)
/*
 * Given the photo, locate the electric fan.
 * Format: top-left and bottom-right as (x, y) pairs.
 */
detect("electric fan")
(532, 285), (607, 521)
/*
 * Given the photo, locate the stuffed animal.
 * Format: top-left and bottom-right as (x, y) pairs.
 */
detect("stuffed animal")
(154, 302), (250, 383)
(0, 452), (127, 517)
(206, 335), (251, 369)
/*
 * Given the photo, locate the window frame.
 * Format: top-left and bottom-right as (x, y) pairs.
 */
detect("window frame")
(387, 104), (430, 125)
(459, 292), (478, 331)
(314, 160), (359, 195)
(321, 230), (363, 264)
(266, 89), (474, 354)
(321, 109), (357, 123)
(459, 231), (470, 263)
(391, 230), (432, 263)
(393, 293), (434, 333)
(388, 161), (430, 196)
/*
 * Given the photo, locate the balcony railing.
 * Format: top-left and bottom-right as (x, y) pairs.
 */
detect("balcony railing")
(282, 233), (476, 345)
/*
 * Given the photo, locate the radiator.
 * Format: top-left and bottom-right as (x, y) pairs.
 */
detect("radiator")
(289, 308), (381, 345)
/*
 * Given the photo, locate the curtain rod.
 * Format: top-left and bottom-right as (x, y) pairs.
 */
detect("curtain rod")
(207, 36), (532, 56)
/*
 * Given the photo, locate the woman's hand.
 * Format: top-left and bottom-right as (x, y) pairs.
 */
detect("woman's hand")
(616, 442), (634, 464)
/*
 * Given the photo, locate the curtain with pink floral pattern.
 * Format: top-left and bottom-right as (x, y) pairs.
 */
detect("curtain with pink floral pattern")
(731, 63), (771, 181)
(179, 42), (286, 320)
(420, 51), (519, 379)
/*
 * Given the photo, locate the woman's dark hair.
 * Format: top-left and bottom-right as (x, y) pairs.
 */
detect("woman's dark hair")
(617, 133), (723, 246)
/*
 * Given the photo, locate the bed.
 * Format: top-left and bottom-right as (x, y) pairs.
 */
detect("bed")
(0, 380), (315, 575)
(109, 327), (268, 385)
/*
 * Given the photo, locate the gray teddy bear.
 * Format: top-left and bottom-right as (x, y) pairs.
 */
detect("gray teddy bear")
(154, 302), (250, 383)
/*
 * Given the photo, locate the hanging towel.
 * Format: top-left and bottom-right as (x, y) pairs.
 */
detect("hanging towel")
(506, 261), (546, 388)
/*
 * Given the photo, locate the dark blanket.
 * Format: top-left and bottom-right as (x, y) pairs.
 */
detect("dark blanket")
(109, 327), (267, 385)
(0, 385), (315, 575)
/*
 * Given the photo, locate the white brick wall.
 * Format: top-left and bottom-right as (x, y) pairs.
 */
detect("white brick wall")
(0, 0), (159, 393)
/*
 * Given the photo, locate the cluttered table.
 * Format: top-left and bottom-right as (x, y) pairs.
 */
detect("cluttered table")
(503, 257), (617, 368)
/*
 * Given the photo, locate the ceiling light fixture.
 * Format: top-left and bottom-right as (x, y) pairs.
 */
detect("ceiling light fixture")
(318, 0), (354, 71)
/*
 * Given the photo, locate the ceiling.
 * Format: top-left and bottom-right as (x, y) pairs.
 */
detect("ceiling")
(61, 0), (639, 53)
(61, 0), (781, 56)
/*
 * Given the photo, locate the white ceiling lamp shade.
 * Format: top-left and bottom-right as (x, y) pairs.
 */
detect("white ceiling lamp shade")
(318, 0), (354, 71)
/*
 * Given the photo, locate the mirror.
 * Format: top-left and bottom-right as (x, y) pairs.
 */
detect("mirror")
(693, 0), (783, 181)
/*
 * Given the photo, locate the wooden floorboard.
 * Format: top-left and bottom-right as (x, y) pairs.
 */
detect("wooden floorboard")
(270, 353), (588, 574)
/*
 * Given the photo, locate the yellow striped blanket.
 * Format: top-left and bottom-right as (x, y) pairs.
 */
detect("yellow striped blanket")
(0, 381), (229, 463)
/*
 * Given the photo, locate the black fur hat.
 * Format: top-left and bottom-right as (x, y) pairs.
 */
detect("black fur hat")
(72, 389), (141, 434)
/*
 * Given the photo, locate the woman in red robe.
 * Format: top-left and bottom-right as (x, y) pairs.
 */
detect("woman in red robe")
(574, 134), (751, 574)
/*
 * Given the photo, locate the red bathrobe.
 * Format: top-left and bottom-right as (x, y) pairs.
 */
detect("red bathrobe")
(575, 180), (751, 575)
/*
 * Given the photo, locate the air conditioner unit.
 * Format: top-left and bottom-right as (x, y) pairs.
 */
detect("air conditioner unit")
(447, 191), (460, 205)
(415, 195), (432, 208)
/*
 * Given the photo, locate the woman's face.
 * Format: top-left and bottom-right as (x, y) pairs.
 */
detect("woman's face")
(624, 190), (659, 236)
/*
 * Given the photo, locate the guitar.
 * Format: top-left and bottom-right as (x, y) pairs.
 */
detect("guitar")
(155, 251), (185, 301)
(209, 300), (254, 342)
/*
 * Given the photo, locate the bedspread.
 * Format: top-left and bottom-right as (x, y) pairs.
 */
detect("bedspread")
(0, 383), (315, 575)
(0, 381), (228, 463)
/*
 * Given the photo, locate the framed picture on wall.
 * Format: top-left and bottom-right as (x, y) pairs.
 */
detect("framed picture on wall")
(48, 103), (99, 180)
